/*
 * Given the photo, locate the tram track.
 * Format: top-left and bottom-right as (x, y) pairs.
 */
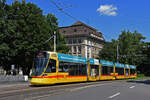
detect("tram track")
(0, 80), (128, 100)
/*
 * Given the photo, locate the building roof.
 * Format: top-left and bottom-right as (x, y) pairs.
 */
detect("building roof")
(72, 21), (98, 31)
(59, 21), (104, 41)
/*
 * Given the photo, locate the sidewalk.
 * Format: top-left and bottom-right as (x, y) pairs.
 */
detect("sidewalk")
(0, 75), (30, 88)
(0, 81), (30, 88)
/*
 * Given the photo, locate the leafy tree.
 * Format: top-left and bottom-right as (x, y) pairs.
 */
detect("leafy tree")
(99, 30), (147, 73)
(99, 40), (117, 62)
(0, 0), (12, 71)
(118, 30), (146, 65)
(0, 0), (68, 75)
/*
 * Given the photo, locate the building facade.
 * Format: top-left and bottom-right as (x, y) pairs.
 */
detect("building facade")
(59, 21), (105, 58)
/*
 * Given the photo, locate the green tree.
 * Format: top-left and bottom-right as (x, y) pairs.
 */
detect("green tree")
(0, 0), (68, 75)
(99, 40), (117, 62)
(118, 30), (146, 65)
(0, 0), (12, 71)
(99, 30), (147, 71)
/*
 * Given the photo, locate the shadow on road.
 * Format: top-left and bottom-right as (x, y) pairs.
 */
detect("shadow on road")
(128, 79), (150, 85)
(29, 80), (114, 87)
(29, 81), (88, 87)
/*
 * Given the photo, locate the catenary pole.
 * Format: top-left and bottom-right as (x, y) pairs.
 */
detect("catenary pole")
(117, 44), (119, 62)
(54, 31), (56, 52)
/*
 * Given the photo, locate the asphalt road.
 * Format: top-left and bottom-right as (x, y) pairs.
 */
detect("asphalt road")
(0, 79), (150, 100)
(40, 80), (150, 100)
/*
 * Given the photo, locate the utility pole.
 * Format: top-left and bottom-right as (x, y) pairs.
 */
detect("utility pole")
(117, 44), (119, 62)
(44, 31), (56, 52)
(54, 31), (56, 52)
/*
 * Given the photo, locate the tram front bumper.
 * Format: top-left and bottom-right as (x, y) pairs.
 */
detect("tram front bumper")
(30, 78), (55, 85)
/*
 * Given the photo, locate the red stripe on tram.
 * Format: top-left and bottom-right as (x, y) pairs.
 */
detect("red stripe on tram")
(101, 75), (114, 76)
(32, 76), (57, 78)
(32, 75), (87, 78)
(66, 75), (87, 78)
(115, 75), (125, 76)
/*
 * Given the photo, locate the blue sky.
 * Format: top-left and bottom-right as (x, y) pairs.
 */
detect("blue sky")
(6, 0), (150, 41)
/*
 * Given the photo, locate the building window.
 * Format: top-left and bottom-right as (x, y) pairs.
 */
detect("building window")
(66, 40), (69, 44)
(78, 46), (81, 54)
(73, 39), (76, 44)
(78, 39), (82, 43)
(68, 39), (72, 44)
(74, 29), (77, 32)
(69, 46), (72, 53)
(63, 30), (66, 33)
(76, 38), (79, 44)
(88, 40), (90, 45)
(73, 46), (76, 53)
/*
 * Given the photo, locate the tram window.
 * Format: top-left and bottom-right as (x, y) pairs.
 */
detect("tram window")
(79, 64), (87, 75)
(59, 62), (87, 76)
(45, 59), (56, 73)
(64, 63), (69, 72)
(69, 63), (87, 76)
(101, 66), (113, 75)
(69, 64), (76, 76)
(115, 68), (124, 75)
(108, 67), (113, 75)
(59, 62), (69, 72)
(59, 62), (64, 72)
(130, 69), (135, 75)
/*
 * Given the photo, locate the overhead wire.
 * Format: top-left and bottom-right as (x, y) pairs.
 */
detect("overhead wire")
(49, 0), (78, 21)
(49, 0), (120, 41)
(48, 0), (149, 61)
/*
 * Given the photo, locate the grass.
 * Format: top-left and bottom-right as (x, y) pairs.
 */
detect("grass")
(137, 74), (150, 79)
(129, 74), (150, 80)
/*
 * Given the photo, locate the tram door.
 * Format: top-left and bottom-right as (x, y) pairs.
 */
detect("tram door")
(125, 69), (129, 78)
(125, 64), (129, 78)
(89, 65), (99, 81)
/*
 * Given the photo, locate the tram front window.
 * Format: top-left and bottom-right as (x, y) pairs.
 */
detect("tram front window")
(45, 59), (56, 73)
(33, 58), (48, 76)
(32, 52), (49, 76)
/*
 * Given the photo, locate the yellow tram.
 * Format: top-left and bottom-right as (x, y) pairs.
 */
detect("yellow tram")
(30, 51), (136, 85)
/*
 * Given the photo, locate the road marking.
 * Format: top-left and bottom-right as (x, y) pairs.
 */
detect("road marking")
(0, 81), (120, 95)
(108, 92), (120, 99)
(129, 86), (135, 88)
(29, 83), (116, 99)
(70, 83), (113, 92)
(0, 80), (126, 100)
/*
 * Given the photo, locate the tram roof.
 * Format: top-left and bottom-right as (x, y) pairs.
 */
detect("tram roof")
(58, 53), (87, 64)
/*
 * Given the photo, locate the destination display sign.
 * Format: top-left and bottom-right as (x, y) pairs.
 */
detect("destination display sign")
(115, 63), (124, 68)
(100, 60), (114, 67)
(125, 64), (130, 69)
(89, 58), (99, 65)
(58, 53), (87, 64)
(129, 65), (136, 69)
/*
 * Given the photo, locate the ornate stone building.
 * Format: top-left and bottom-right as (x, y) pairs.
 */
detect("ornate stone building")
(59, 21), (105, 58)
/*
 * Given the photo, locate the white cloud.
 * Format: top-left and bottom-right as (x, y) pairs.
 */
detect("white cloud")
(97, 5), (118, 16)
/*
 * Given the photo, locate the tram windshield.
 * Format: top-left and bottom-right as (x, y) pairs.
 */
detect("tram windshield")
(32, 52), (49, 76)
